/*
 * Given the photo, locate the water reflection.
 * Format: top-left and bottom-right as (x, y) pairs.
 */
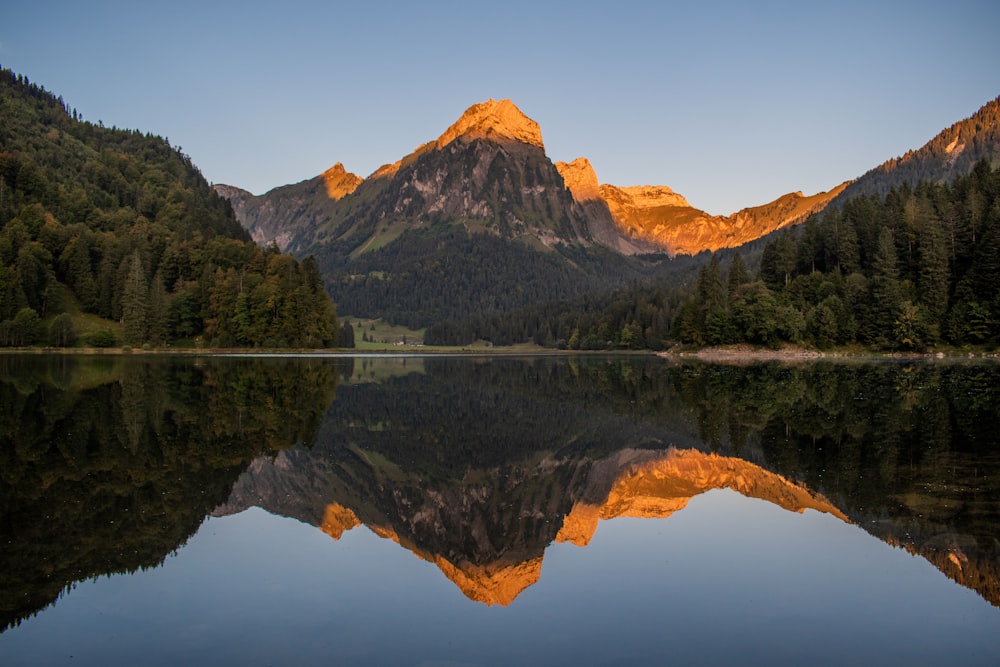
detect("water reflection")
(222, 356), (999, 608)
(221, 445), (848, 605)
(2, 354), (999, 633)
(0, 355), (339, 629)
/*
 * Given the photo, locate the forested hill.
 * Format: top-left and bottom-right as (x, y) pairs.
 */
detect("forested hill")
(0, 68), (338, 348)
(673, 161), (1000, 350)
(832, 95), (1000, 204)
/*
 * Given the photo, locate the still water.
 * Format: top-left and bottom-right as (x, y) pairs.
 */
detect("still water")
(1, 354), (999, 666)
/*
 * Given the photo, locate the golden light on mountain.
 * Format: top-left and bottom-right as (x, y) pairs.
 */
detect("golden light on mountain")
(556, 448), (847, 547)
(320, 163), (362, 200)
(362, 523), (542, 606)
(435, 98), (544, 150)
(217, 95), (861, 258)
(320, 503), (361, 540)
(309, 448), (847, 606)
(555, 157), (601, 203)
(595, 182), (848, 256)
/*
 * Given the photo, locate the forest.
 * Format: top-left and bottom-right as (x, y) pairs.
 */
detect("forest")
(428, 161), (1000, 351)
(677, 160), (1000, 350)
(0, 67), (338, 348)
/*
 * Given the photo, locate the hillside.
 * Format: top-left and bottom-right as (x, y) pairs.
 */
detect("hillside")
(0, 67), (338, 348)
(832, 95), (1000, 204)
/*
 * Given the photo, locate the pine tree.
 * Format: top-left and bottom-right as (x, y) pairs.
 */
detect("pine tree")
(121, 251), (148, 345)
(869, 228), (901, 348)
(147, 269), (168, 346)
(759, 231), (797, 289)
(916, 209), (949, 339)
(340, 320), (356, 348)
(727, 254), (749, 298)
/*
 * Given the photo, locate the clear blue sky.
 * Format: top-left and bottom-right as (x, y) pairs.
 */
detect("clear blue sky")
(4, 1), (999, 215)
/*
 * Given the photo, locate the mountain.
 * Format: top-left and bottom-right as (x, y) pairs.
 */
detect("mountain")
(557, 156), (847, 255)
(216, 99), (844, 325)
(217, 100), (674, 327)
(215, 95), (1000, 331)
(215, 163), (362, 251)
(0, 67), (339, 348)
(204, 358), (999, 609)
(221, 99), (603, 255)
(831, 95), (1000, 205)
(450, 95), (1000, 350)
(218, 99), (843, 260)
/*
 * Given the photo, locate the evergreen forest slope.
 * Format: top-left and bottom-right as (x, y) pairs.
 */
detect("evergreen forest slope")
(832, 95), (1000, 204)
(0, 67), (338, 348)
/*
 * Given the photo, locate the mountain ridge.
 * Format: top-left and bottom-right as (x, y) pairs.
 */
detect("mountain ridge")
(215, 97), (845, 259)
(214, 94), (1000, 326)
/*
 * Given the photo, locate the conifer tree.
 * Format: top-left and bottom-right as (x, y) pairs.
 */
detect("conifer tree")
(868, 228), (901, 348)
(727, 254), (749, 298)
(916, 209), (949, 336)
(121, 251), (148, 345)
(147, 269), (168, 346)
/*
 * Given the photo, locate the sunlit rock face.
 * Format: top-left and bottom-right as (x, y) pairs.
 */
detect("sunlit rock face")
(435, 98), (545, 151)
(370, 99), (545, 182)
(364, 524), (544, 607)
(555, 157), (662, 255)
(554, 157), (845, 257)
(555, 157), (601, 203)
(596, 182), (848, 256)
(321, 163), (362, 200)
(608, 185), (690, 210)
(320, 503), (361, 540)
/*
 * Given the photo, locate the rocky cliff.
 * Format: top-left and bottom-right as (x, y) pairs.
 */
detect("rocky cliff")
(597, 180), (848, 255)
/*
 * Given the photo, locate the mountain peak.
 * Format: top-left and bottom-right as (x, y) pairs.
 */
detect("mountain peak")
(320, 162), (362, 200)
(435, 98), (544, 150)
(555, 157), (601, 202)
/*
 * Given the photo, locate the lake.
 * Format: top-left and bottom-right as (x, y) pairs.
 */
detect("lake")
(1, 353), (999, 666)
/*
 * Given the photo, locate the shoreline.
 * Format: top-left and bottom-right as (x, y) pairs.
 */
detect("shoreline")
(1, 344), (997, 362)
(661, 343), (1000, 363)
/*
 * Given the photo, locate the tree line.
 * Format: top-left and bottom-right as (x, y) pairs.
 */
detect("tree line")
(676, 159), (1000, 350)
(0, 66), (338, 348)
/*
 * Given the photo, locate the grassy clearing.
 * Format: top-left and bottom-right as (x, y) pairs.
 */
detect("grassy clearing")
(72, 313), (122, 343)
(344, 317), (426, 350)
(349, 219), (411, 258)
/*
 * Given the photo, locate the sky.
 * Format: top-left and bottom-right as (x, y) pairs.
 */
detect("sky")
(4, 1), (999, 215)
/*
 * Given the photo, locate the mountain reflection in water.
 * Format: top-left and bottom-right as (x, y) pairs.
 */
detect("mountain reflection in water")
(219, 445), (848, 605)
(1, 354), (999, 632)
